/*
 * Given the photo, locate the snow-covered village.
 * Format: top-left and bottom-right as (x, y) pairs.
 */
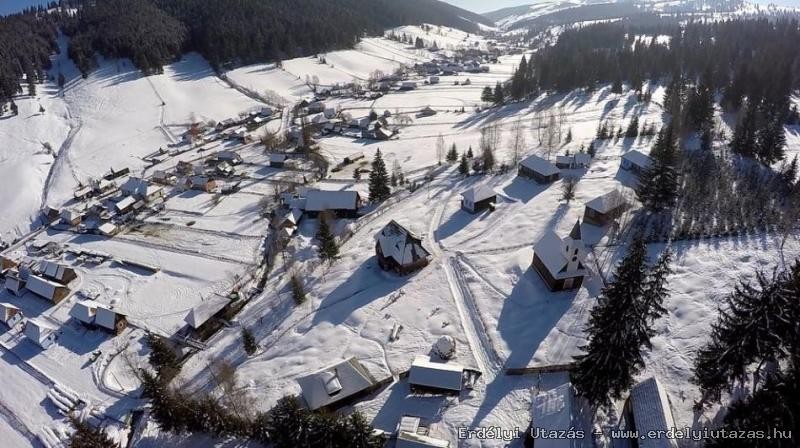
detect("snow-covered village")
(0, 0), (798, 447)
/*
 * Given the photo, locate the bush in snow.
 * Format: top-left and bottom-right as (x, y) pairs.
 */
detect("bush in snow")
(68, 416), (119, 448)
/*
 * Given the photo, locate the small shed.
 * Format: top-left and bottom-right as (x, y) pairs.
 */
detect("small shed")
(408, 356), (464, 394)
(621, 150), (652, 175)
(296, 357), (379, 411)
(95, 304), (127, 335)
(269, 153), (287, 168)
(584, 190), (629, 226)
(98, 222), (119, 237)
(38, 260), (77, 284)
(304, 190), (363, 219)
(343, 152), (365, 165)
(619, 377), (679, 448)
(24, 318), (57, 349)
(396, 416), (450, 448)
(460, 185), (497, 214)
(555, 155), (574, 169)
(428, 76), (440, 85)
(0, 303), (23, 328)
(531, 221), (588, 292)
(519, 155), (561, 183)
(375, 221), (431, 275)
(26, 275), (70, 303)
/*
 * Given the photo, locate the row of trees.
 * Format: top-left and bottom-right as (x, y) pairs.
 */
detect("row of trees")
(0, 11), (60, 107)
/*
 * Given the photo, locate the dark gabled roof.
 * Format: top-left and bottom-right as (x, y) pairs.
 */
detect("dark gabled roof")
(569, 220), (582, 240)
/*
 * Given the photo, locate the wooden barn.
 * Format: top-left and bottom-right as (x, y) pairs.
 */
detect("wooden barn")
(24, 318), (57, 349)
(375, 221), (431, 275)
(304, 190), (363, 219)
(95, 304), (128, 335)
(531, 221), (588, 291)
(296, 357), (380, 412)
(583, 190), (629, 226)
(0, 303), (23, 328)
(408, 356), (465, 395)
(518, 155), (561, 184)
(38, 260), (77, 284)
(26, 275), (71, 303)
(460, 185), (497, 214)
(621, 150), (653, 175)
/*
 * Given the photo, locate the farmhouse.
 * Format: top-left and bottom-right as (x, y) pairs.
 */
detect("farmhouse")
(349, 116), (371, 129)
(375, 221), (431, 275)
(524, 383), (590, 448)
(269, 153), (287, 168)
(121, 177), (164, 201)
(0, 303), (22, 328)
(583, 190), (629, 226)
(95, 304), (128, 334)
(152, 170), (176, 185)
(115, 196), (136, 214)
(271, 208), (302, 231)
(74, 185), (93, 201)
(304, 189), (363, 219)
(531, 221), (588, 291)
(518, 155), (561, 184)
(619, 377), (679, 448)
(296, 357), (380, 412)
(396, 416), (450, 448)
(621, 150), (653, 175)
(38, 260), (77, 284)
(24, 318), (57, 349)
(215, 151), (243, 165)
(26, 274), (71, 303)
(186, 176), (218, 193)
(460, 185), (497, 214)
(98, 222), (119, 237)
(60, 208), (83, 226)
(69, 300), (99, 326)
(185, 295), (231, 335)
(408, 356), (464, 394)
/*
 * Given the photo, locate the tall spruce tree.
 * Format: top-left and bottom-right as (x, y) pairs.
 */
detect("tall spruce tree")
(458, 152), (469, 175)
(636, 125), (679, 211)
(625, 115), (640, 138)
(730, 100), (759, 158)
(317, 218), (339, 263)
(755, 118), (786, 165)
(368, 149), (391, 202)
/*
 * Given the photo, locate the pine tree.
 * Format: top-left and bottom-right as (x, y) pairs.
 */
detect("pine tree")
(242, 327), (257, 355)
(146, 334), (180, 377)
(482, 145), (495, 172)
(755, 119), (786, 165)
(687, 67), (715, 132)
(317, 218), (339, 262)
(625, 115), (640, 138)
(565, 128), (572, 144)
(636, 125), (679, 211)
(69, 416), (119, 448)
(587, 141), (596, 158)
(291, 274), (306, 305)
(466, 146), (474, 158)
(493, 82), (504, 105)
(458, 152), (469, 175)
(446, 143), (458, 163)
(730, 100), (759, 158)
(368, 149), (390, 202)
(481, 86), (493, 103)
(641, 249), (672, 326)
(58, 72), (66, 90)
(572, 236), (651, 407)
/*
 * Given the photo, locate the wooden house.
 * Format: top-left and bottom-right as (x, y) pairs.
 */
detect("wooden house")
(115, 196), (136, 214)
(38, 260), (77, 284)
(4, 269), (26, 296)
(375, 221), (431, 275)
(24, 318), (57, 349)
(296, 357), (380, 412)
(176, 161), (194, 175)
(408, 356), (464, 395)
(26, 275), (70, 303)
(0, 303), (23, 328)
(400, 81), (418, 91)
(621, 150), (652, 175)
(531, 221), (588, 291)
(152, 170), (177, 185)
(304, 190), (363, 219)
(215, 151), (243, 165)
(524, 383), (590, 448)
(60, 208), (83, 226)
(460, 185), (497, 214)
(121, 177), (164, 201)
(343, 152), (365, 165)
(396, 416), (450, 448)
(619, 378), (679, 448)
(98, 222), (119, 237)
(186, 176), (218, 193)
(518, 155), (561, 184)
(95, 304), (127, 335)
(583, 190), (629, 226)
(69, 300), (99, 327)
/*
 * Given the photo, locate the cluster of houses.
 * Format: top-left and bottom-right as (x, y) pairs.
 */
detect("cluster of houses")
(294, 106), (398, 142)
(182, 107), (274, 146)
(415, 59), (490, 76)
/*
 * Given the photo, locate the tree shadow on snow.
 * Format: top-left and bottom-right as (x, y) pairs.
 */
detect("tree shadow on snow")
(502, 177), (549, 203)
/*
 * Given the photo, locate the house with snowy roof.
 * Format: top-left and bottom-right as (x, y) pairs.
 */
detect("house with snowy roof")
(26, 275), (71, 303)
(531, 221), (588, 291)
(186, 176), (218, 193)
(184, 296), (231, 335)
(375, 221), (431, 275)
(95, 304), (127, 335)
(4, 269), (26, 296)
(518, 155), (561, 184)
(38, 260), (77, 284)
(121, 177), (164, 202)
(0, 303), (23, 328)
(115, 196), (137, 214)
(69, 300), (100, 326)
(60, 208), (83, 226)
(619, 377), (679, 448)
(555, 153), (592, 170)
(460, 185), (497, 214)
(408, 356), (465, 395)
(271, 208), (303, 232)
(396, 416), (450, 448)
(296, 357), (380, 411)
(304, 189), (363, 219)
(584, 190), (629, 226)
(152, 170), (177, 185)
(24, 318), (57, 349)
(621, 150), (652, 175)
(523, 382), (590, 448)
(98, 222), (119, 237)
